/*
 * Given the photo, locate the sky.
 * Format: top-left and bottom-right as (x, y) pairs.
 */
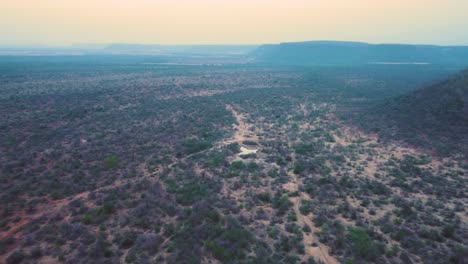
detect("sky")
(2, 0), (468, 46)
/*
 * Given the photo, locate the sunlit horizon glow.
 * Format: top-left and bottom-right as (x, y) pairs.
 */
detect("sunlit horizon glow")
(2, 0), (468, 46)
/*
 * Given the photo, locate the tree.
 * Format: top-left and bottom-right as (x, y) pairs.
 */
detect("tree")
(293, 161), (304, 174)
(347, 227), (380, 260)
(104, 155), (119, 169)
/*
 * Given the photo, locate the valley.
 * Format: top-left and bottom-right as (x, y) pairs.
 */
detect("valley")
(0, 56), (466, 264)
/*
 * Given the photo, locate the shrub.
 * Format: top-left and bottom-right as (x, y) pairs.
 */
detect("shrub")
(257, 192), (271, 203)
(206, 209), (221, 223)
(230, 161), (245, 171)
(0, 237), (14, 255)
(184, 138), (212, 154)
(276, 157), (287, 166)
(30, 246), (42, 258)
(82, 214), (93, 225)
(325, 133), (335, 142)
(273, 195), (293, 215)
(347, 227), (380, 260)
(6, 251), (25, 264)
(205, 225), (252, 262)
(299, 200), (312, 215)
(294, 144), (315, 154)
(103, 155), (119, 170)
(116, 230), (137, 249)
(267, 226), (278, 238)
(293, 161), (304, 174)
(243, 140), (258, 146)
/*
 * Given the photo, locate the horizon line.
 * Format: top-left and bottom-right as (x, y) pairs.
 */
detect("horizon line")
(2, 40), (468, 49)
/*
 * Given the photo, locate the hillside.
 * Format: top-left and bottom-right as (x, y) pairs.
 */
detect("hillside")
(251, 41), (468, 66)
(350, 68), (468, 157)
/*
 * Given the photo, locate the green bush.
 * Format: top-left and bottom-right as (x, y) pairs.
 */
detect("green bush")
(230, 161), (245, 171)
(257, 192), (271, 203)
(184, 138), (212, 154)
(273, 195), (293, 215)
(0, 237), (14, 255)
(299, 200), (312, 215)
(82, 214), (93, 225)
(205, 226), (252, 262)
(103, 155), (119, 169)
(293, 161), (304, 174)
(347, 227), (380, 260)
(206, 210), (221, 222)
(276, 157), (287, 166)
(294, 144), (315, 154)
(117, 230), (137, 249)
(243, 140), (258, 146)
(6, 251), (25, 264)
(30, 246), (42, 258)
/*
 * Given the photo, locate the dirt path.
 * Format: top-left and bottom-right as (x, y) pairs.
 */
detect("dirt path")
(226, 105), (337, 263)
(283, 151), (338, 264)
(300, 103), (308, 117)
(223, 104), (256, 145)
(284, 169), (339, 264)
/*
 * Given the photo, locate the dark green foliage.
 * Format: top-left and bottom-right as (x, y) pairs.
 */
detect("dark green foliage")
(243, 140), (258, 146)
(227, 143), (241, 153)
(205, 223), (252, 263)
(104, 155), (119, 170)
(257, 192), (271, 203)
(449, 244), (467, 264)
(82, 214), (93, 225)
(0, 237), (14, 255)
(228, 160), (245, 177)
(362, 179), (391, 196)
(299, 200), (312, 215)
(6, 251), (25, 264)
(30, 246), (42, 258)
(346, 227), (380, 260)
(329, 154), (345, 163)
(115, 230), (138, 249)
(273, 195), (293, 215)
(164, 223), (176, 236)
(165, 176), (218, 206)
(325, 133), (335, 142)
(247, 161), (259, 172)
(206, 152), (226, 167)
(293, 161), (304, 174)
(267, 226), (279, 238)
(230, 161), (245, 171)
(294, 143), (316, 154)
(442, 224), (455, 238)
(276, 157), (287, 166)
(206, 210), (221, 223)
(184, 138), (212, 155)
(175, 179), (209, 205)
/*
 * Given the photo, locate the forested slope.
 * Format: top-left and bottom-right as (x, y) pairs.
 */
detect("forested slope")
(352, 69), (468, 157)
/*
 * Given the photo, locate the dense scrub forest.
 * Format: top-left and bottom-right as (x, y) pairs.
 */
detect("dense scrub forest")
(0, 56), (466, 264)
(344, 69), (468, 158)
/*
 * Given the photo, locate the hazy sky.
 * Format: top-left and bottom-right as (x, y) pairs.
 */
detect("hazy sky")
(2, 0), (468, 46)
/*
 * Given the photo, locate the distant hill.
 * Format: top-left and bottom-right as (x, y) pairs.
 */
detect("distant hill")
(354, 68), (468, 157)
(100, 44), (258, 56)
(0, 44), (258, 56)
(251, 41), (468, 66)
